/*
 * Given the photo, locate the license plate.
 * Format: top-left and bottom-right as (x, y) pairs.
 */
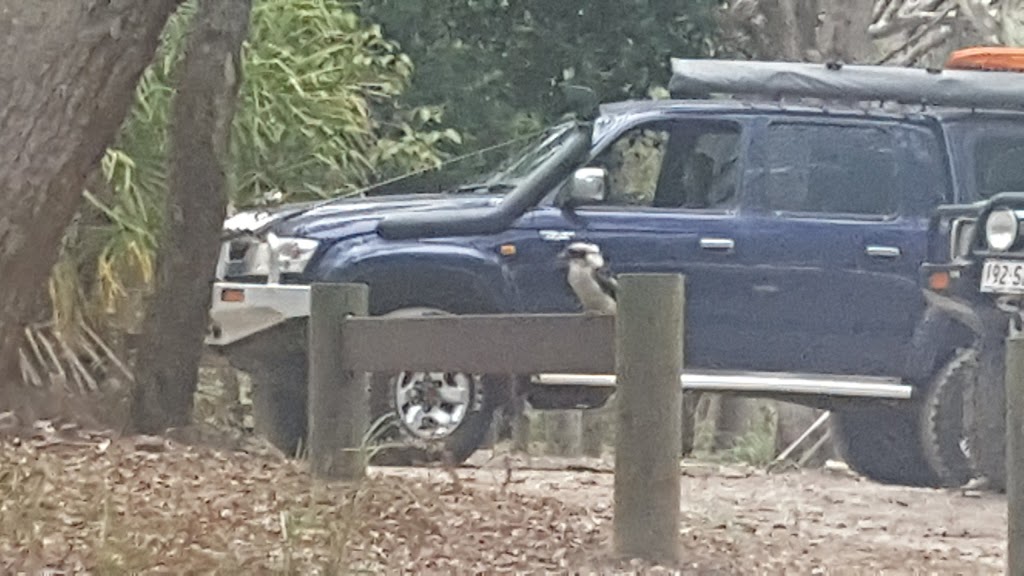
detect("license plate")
(981, 259), (1024, 294)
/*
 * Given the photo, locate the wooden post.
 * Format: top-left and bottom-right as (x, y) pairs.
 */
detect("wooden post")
(1007, 332), (1024, 576)
(614, 274), (684, 565)
(308, 283), (369, 481)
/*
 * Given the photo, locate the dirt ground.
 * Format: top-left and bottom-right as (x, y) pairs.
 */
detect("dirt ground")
(0, 423), (1008, 574)
(427, 451), (1007, 574)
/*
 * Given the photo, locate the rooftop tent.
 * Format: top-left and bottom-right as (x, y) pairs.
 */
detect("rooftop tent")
(667, 57), (1024, 111)
(945, 46), (1024, 71)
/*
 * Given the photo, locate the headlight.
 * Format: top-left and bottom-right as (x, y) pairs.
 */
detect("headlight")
(985, 208), (1019, 252)
(266, 233), (320, 275)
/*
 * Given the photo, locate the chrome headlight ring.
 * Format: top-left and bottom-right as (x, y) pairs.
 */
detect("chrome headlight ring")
(985, 208), (1019, 252)
(266, 233), (320, 276)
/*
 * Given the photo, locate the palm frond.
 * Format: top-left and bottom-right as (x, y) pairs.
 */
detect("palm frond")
(30, 0), (460, 395)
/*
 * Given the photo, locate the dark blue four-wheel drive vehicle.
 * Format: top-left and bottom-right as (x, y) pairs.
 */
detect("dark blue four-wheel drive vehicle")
(204, 56), (1024, 489)
(921, 180), (1024, 493)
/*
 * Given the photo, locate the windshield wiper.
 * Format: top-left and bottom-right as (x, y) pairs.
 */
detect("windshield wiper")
(451, 182), (516, 194)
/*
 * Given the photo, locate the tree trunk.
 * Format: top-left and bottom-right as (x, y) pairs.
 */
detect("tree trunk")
(818, 0), (877, 63)
(1002, 0), (1024, 45)
(0, 1), (180, 405)
(130, 0), (252, 433)
(759, 0), (820, 60)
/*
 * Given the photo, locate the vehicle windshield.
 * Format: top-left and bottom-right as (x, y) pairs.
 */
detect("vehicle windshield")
(446, 122), (578, 193)
(945, 117), (1024, 203)
(486, 122), (577, 184)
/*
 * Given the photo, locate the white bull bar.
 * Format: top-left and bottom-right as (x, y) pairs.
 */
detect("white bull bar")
(206, 282), (311, 346)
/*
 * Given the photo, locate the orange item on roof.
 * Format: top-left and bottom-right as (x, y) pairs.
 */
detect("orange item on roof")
(946, 46), (1024, 72)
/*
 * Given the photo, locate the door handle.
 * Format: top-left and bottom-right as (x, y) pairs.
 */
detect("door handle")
(539, 230), (575, 242)
(700, 237), (735, 251)
(865, 245), (901, 259)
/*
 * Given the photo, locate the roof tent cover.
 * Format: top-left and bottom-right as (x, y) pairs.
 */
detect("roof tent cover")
(946, 46), (1024, 71)
(668, 58), (1024, 110)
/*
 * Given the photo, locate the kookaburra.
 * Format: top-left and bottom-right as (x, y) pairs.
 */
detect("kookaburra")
(558, 242), (618, 315)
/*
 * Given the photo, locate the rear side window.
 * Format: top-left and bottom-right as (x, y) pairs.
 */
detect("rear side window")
(760, 122), (898, 217)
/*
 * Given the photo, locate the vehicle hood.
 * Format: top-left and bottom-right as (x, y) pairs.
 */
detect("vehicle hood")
(223, 193), (504, 241)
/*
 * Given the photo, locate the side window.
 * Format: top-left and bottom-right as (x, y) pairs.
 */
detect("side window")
(760, 122), (898, 217)
(975, 137), (1024, 199)
(598, 126), (670, 206)
(690, 129), (742, 210)
(585, 120), (743, 210)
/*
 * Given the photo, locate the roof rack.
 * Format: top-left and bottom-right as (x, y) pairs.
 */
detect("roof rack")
(668, 57), (1024, 111)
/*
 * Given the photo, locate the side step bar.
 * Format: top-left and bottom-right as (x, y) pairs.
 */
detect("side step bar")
(531, 370), (913, 400)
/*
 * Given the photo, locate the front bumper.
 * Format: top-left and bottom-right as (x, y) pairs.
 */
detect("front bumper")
(920, 260), (978, 300)
(920, 258), (1021, 338)
(206, 282), (311, 347)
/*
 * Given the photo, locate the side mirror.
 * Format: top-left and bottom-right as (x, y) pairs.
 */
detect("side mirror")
(567, 167), (607, 206)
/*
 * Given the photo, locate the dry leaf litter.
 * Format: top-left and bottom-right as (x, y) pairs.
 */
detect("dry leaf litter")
(0, 418), (1009, 575)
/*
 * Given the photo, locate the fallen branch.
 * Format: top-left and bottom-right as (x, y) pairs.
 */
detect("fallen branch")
(772, 410), (831, 465)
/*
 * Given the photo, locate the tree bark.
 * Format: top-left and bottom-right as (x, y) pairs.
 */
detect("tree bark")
(131, 0), (252, 433)
(818, 0), (877, 63)
(1001, 0), (1024, 45)
(759, 0), (821, 60)
(0, 1), (180, 403)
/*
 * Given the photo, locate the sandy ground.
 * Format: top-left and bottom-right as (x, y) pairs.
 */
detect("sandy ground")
(401, 452), (1008, 574)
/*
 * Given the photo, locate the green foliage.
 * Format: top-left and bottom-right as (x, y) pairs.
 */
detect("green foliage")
(727, 404), (779, 467)
(56, 0), (458, 333)
(234, 0), (459, 204)
(361, 0), (722, 154)
(48, 0), (724, 344)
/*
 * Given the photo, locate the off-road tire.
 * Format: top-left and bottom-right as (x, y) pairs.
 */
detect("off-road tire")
(965, 340), (1007, 492)
(365, 306), (501, 467)
(919, 348), (977, 488)
(370, 371), (501, 466)
(250, 359), (307, 457)
(225, 302), (506, 467)
(832, 404), (940, 487)
(221, 320), (308, 457)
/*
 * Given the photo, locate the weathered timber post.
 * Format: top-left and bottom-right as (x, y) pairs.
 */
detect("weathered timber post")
(614, 273), (684, 564)
(1007, 332), (1024, 576)
(308, 283), (370, 481)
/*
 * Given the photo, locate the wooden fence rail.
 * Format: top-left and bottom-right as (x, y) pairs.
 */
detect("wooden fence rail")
(305, 275), (1024, 572)
(307, 274), (684, 563)
(339, 313), (615, 374)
